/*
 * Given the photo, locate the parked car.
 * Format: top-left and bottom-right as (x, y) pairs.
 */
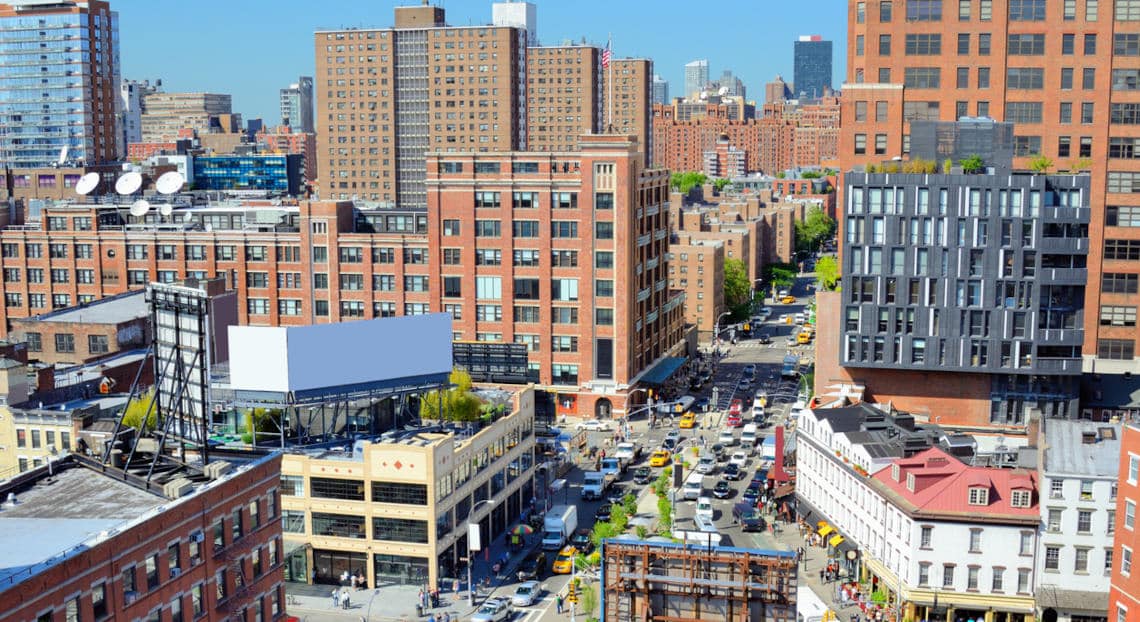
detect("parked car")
(575, 420), (612, 432)
(713, 480), (733, 499)
(733, 502), (766, 532)
(742, 364), (757, 378)
(517, 550), (548, 582)
(633, 466), (653, 485)
(695, 396), (711, 413)
(718, 429), (737, 446)
(696, 496), (714, 522)
(606, 483), (628, 505)
(471, 597), (513, 622)
(662, 437), (678, 451)
(757, 333), (772, 344)
(742, 483), (762, 505)
(551, 546), (577, 574)
(512, 581), (542, 607)
(721, 463), (744, 481)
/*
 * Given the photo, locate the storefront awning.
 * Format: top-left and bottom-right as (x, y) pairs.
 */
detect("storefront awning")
(818, 524), (835, 537)
(639, 356), (688, 386)
(829, 534), (845, 547)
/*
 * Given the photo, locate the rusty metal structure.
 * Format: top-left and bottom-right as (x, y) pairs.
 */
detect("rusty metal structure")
(600, 539), (799, 622)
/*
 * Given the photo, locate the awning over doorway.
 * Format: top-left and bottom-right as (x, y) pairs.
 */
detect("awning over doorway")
(829, 535), (845, 547)
(818, 524), (835, 537)
(640, 357), (688, 386)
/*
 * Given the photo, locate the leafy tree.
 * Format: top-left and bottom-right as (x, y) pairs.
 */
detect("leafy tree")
(942, 158), (953, 173)
(763, 263), (797, 289)
(815, 255), (840, 291)
(579, 583), (599, 619)
(121, 390), (157, 432)
(775, 171), (786, 179)
(622, 493), (638, 517)
(609, 505), (629, 532)
(590, 520), (618, 547)
(242, 407), (281, 444)
(656, 496), (672, 530)
(712, 178), (731, 192)
(959, 154), (985, 173)
(795, 206), (836, 253)
(419, 369), (483, 422)
(1068, 157), (1093, 173)
(635, 525), (650, 539)
(670, 171), (707, 194)
(1029, 154), (1053, 174)
(723, 257), (751, 319)
(800, 171), (822, 179)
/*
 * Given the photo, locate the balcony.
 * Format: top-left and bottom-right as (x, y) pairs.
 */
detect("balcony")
(1036, 328), (1084, 345)
(1042, 206), (1090, 223)
(1039, 268), (1088, 284)
(1034, 357), (1082, 373)
(1038, 237), (1089, 253)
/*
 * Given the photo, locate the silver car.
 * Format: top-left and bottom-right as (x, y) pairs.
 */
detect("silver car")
(470, 597), (512, 622)
(696, 455), (717, 474)
(512, 580), (542, 607)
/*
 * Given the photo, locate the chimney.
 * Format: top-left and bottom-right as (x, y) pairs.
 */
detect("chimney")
(36, 365), (55, 393)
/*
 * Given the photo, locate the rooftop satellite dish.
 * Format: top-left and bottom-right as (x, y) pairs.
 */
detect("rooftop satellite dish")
(159, 203), (173, 217)
(75, 172), (100, 196)
(155, 171), (185, 195)
(115, 171), (142, 196)
(129, 199), (150, 217)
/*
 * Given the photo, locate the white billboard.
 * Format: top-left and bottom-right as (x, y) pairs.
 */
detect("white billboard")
(228, 314), (454, 395)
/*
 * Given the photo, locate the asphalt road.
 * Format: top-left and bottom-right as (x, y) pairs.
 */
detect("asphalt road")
(477, 276), (818, 622)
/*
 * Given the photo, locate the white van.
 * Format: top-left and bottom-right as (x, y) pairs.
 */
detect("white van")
(718, 428), (737, 446)
(740, 424), (759, 451)
(682, 472), (704, 501)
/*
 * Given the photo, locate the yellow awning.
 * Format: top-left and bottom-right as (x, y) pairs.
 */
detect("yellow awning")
(818, 524), (835, 537)
(817, 520), (829, 528)
(830, 534), (845, 547)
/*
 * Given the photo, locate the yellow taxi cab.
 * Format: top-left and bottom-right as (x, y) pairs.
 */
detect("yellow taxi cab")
(552, 545), (578, 574)
(780, 295), (796, 304)
(678, 412), (696, 429)
(649, 450), (672, 467)
(797, 331), (813, 344)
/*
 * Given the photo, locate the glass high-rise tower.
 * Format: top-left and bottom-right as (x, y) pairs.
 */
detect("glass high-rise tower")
(0, 0), (121, 168)
(793, 35), (832, 99)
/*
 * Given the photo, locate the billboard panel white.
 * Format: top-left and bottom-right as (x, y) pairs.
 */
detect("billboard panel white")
(228, 326), (290, 392)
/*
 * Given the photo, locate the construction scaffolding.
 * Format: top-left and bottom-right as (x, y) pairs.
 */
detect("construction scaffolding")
(600, 539), (799, 622)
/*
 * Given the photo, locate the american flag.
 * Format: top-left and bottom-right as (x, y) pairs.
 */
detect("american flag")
(601, 43), (611, 69)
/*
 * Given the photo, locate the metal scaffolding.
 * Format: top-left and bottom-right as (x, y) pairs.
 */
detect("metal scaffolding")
(600, 540), (799, 622)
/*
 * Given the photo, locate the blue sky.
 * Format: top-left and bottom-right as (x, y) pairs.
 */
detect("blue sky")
(114, 0), (847, 125)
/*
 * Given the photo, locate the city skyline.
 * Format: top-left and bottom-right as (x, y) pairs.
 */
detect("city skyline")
(111, 0), (847, 124)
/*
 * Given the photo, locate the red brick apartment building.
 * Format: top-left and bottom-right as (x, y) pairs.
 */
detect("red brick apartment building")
(0, 453), (284, 622)
(257, 126), (319, 185)
(840, 0), (1138, 371)
(1111, 422), (1140, 622)
(426, 133), (686, 416)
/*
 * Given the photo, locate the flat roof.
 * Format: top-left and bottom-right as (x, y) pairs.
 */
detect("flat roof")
(0, 467), (165, 585)
(1044, 420), (1121, 477)
(28, 291), (147, 326)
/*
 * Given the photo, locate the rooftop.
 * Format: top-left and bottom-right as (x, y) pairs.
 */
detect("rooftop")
(1043, 420), (1121, 477)
(0, 465), (165, 586)
(26, 290), (147, 326)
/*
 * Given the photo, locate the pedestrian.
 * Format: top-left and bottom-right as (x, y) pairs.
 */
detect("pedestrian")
(427, 614), (436, 622)
(341, 569), (350, 586)
(443, 613), (451, 622)
(556, 594), (564, 614)
(819, 568), (825, 583)
(331, 588), (339, 607)
(418, 588), (425, 608)
(342, 591), (350, 610)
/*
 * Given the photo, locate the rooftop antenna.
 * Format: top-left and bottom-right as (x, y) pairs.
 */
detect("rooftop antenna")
(159, 203), (173, 219)
(114, 171), (142, 197)
(74, 172), (100, 198)
(56, 146), (68, 167)
(155, 170), (184, 196)
(129, 199), (151, 219)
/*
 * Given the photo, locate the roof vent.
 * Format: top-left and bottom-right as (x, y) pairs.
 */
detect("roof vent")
(4, 492), (17, 507)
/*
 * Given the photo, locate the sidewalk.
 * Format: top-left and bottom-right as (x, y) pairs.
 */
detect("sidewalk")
(762, 514), (867, 622)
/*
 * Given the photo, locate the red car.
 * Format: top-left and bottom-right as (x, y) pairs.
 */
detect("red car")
(725, 413), (743, 427)
(726, 399), (743, 427)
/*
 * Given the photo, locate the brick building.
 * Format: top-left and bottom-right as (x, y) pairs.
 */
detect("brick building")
(10, 290), (150, 366)
(525, 44), (601, 153)
(840, 0), (1138, 372)
(1111, 422), (1140, 622)
(667, 234), (726, 339)
(0, 453), (284, 622)
(140, 93), (236, 143)
(0, 165), (120, 203)
(256, 126), (319, 186)
(604, 58), (654, 166)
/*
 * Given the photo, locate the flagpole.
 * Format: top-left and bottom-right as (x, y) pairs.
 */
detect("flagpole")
(607, 33), (613, 131)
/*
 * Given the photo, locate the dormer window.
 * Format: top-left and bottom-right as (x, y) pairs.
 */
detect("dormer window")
(968, 486), (989, 506)
(1010, 489), (1031, 508)
(906, 473), (916, 492)
(892, 464), (901, 482)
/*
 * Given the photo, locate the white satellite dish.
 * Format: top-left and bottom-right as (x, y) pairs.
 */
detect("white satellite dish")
(155, 171), (185, 195)
(159, 203), (173, 217)
(129, 199), (150, 217)
(115, 172), (142, 196)
(75, 172), (100, 196)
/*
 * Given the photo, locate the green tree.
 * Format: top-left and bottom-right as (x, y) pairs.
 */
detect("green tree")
(815, 255), (840, 291)
(723, 257), (751, 319)
(242, 407), (281, 444)
(1029, 154), (1053, 174)
(795, 206), (836, 253)
(670, 171), (708, 194)
(579, 583), (599, 619)
(635, 525), (650, 539)
(590, 520), (618, 547)
(622, 493), (638, 517)
(609, 505), (629, 532)
(800, 171), (822, 179)
(763, 263), (797, 290)
(712, 178), (731, 192)
(419, 369), (483, 422)
(942, 158), (953, 173)
(121, 390), (157, 432)
(959, 154), (985, 173)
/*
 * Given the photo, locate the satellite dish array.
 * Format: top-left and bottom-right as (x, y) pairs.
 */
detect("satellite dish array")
(76, 170), (185, 221)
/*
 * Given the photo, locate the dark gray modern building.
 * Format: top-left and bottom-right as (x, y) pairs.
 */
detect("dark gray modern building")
(841, 169), (1090, 423)
(793, 36), (832, 99)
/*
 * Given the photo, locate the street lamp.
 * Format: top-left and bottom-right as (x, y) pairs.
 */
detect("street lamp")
(712, 311), (732, 355)
(466, 498), (497, 606)
(749, 278), (765, 308)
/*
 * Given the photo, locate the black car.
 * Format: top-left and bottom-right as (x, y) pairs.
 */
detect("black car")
(751, 469), (770, 489)
(517, 550), (548, 581)
(733, 502), (766, 532)
(722, 463), (743, 480)
(712, 480), (733, 499)
(757, 333), (772, 344)
(742, 484), (762, 505)
(595, 503), (613, 521)
(711, 443), (727, 462)
(695, 396), (711, 413)
(569, 528), (593, 554)
(662, 437), (678, 451)
(606, 483), (628, 505)
(633, 466), (653, 485)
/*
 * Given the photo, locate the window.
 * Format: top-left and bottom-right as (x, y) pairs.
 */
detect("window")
(1086, 34), (1098, 54)
(876, 101), (888, 121)
(1082, 102), (1095, 123)
(978, 32), (991, 54)
(443, 276), (462, 298)
(475, 220), (501, 237)
(512, 220), (539, 238)
(1006, 102), (1043, 123)
(942, 565), (955, 587)
(1009, 0), (1046, 20)
(1017, 568), (1031, 592)
(907, 0), (942, 20)
(55, 333), (75, 353)
(1045, 546), (1060, 570)
(512, 162), (539, 174)
(1108, 548), (1116, 574)
(1128, 499), (1136, 529)
(512, 249), (538, 267)
(1104, 273), (1140, 294)
(595, 222), (614, 239)
(1063, 34), (1075, 54)
(904, 67), (941, 88)
(958, 33), (970, 54)
(514, 306), (539, 323)
(1008, 33), (1045, 54)
(977, 67), (990, 88)
(1124, 545), (1133, 575)
(1101, 306), (1138, 326)
(551, 221), (578, 238)
(553, 192), (577, 208)
(878, 35), (891, 56)
(551, 278), (579, 301)
(93, 582), (107, 619)
(1011, 489), (1032, 508)
(1061, 102), (1073, 123)
(476, 276), (502, 300)
(514, 278), (539, 300)
(474, 191), (500, 208)
(1020, 532), (1034, 556)
(1007, 67), (1043, 89)
(89, 334), (109, 355)
(855, 101), (868, 121)
(921, 526), (933, 548)
(957, 67), (970, 88)
(1117, 34), (1140, 56)
(854, 134), (867, 155)
(875, 134), (888, 155)
(1074, 547), (1090, 572)
(881, 0), (893, 21)
(1100, 339), (1136, 360)
(1115, 69), (1140, 91)
(969, 529), (982, 552)
(918, 562), (931, 586)
(1048, 508), (1062, 531)
(967, 566), (980, 590)
(595, 193), (614, 210)
(1118, 0), (1140, 20)
(512, 191), (538, 209)
(311, 477), (365, 501)
(443, 248), (462, 265)
(906, 33), (942, 54)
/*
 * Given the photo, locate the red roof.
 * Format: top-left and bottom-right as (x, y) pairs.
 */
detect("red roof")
(872, 447), (1038, 520)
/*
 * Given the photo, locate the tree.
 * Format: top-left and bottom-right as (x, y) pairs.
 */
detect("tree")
(763, 263), (797, 289)
(1028, 154), (1053, 174)
(670, 171), (707, 194)
(795, 206), (836, 254)
(242, 407), (281, 444)
(1068, 157), (1093, 173)
(723, 257), (751, 318)
(590, 520), (618, 547)
(942, 158), (953, 173)
(815, 255), (840, 291)
(800, 170), (822, 179)
(712, 178), (731, 192)
(419, 369), (483, 422)
(959, 154), (985, 173)
(121, 390), (157, 432)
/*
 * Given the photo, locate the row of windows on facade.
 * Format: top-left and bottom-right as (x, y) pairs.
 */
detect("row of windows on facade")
(45, 579), (282, 622)
(855, 31), (1140, 58)
(13, 428), (70, 453)
(856, 0), (1115, 24)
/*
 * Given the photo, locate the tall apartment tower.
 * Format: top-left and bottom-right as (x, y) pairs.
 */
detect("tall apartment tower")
(119, 79), (158, 154)
(604, 58), (654, 165)
(279, 76), (314, 133)
(794, 35), (832, 99)
(841, 0), (1136, 372)
(525, 45), (601, 152)
(0, 0), (121, 167)
(315, 3), (524, 206)
(684, 59), (709, 98)
(492, 0), (536, 45)
(652, 74), (669, 105)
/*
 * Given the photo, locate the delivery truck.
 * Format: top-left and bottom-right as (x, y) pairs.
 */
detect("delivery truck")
(542, 505), (579, 550)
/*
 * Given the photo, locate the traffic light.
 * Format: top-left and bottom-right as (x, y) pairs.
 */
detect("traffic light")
(567, 582), (579, 604)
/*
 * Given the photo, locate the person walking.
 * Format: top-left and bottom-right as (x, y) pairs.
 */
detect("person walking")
(330, 588), (339, 608)
(556, 594), (564, 614)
